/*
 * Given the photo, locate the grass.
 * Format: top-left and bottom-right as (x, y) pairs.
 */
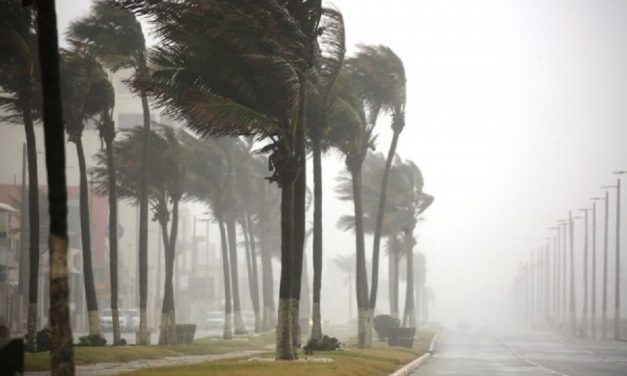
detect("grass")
(121, 332), (434, 376)
(25, 334), (275, 372)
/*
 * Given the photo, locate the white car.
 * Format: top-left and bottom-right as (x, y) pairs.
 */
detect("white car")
(204, 311), (223, 330)
(100, 308), (127, 332)
(123, 309), (140, 332)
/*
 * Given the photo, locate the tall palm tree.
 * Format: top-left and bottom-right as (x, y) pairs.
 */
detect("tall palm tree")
(92, 125), (185, 344)
(119, 0), (321, 359)
(0, 0), (41, 351)
(349, 46), (407, 331)
(68, 0), (153, 344)
(179, 132), (235, 339)
(60, 49), (114, 337)
(332, 67), (377, 348)
(306, 7), (346, 341)
(33, 0), (75, 372)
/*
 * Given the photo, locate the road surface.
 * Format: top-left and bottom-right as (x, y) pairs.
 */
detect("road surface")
(414, 331), (627, 376)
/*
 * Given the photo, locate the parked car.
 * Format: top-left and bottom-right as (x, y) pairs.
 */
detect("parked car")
(204, 311), (223, 330)
(124, 309), (140, 332)
(100, 308), (127, 332)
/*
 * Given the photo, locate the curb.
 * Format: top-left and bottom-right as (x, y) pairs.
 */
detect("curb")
(389, 333), (439, 376)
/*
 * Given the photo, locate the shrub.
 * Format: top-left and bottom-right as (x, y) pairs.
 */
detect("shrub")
(35, 328), (50, 352)
(303, 335), (341, 355)
(78, 334), (107, 347)
(373, 315), (400, 341)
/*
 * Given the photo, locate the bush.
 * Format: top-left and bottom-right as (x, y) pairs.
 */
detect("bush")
(78, 334), (107, 347)
(373, 315), (400, 341)
(303, 335), (341, 355)
(36, 328), (50, 352)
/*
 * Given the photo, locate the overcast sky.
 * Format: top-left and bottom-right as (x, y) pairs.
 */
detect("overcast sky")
(55, 0), (627, 330)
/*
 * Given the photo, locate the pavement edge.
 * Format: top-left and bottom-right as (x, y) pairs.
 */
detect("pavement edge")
(388, 333), (439, 376)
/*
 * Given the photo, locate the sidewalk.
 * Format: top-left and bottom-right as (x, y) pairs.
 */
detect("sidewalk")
(26, 349), (266, 376)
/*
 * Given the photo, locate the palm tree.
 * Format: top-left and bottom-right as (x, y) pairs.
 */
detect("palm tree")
(0, 0), (41, 351)
(179, 132), (235, 339)
(33, 0), (75, 372)
(92, 125), (185, 344)
(332, 66), (377, 348)
(119, 0), (321, 359)
(60, 49), (114, 337)
(68, 0), (153, 344)
(348, 46), (407, 331)
(307, 7), (346, 341)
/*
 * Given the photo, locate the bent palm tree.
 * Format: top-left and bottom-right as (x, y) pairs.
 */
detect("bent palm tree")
(0, 0), (41, 351)
(68, 1), (153, 343)
(33, 0), (75, 372)
(60, 49), (114, 336)
(349, 46), (407, 331)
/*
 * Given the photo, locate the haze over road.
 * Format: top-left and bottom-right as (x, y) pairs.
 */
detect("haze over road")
(415, 331), (627, 376)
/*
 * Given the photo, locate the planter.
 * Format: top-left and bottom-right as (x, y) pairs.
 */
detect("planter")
(175, 324), (197, 345)
(387, 327), (416, 348)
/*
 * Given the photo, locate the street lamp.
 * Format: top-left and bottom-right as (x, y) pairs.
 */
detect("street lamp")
(569, 212), (582, 337)
(544, 237), (552, 326)
(597, 189), (612, 339)
(559, 219), (570, 327)
(548, 225), (560, 327)
(590, 197), (604, 339)
(579, 208), (590, 338)
(611, 171), (626, 339)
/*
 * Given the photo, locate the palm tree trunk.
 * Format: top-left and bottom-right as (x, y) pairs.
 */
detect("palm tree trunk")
(226, 218), (246, 334)
(157, 214), (171, 345)
(137, 58), (151, 345)
(75, 138), (100, 336)
(370, 130), (400, 329)
(104, 136), (121, 345)
(350, 166), (370, 348)
(402, 239), (415, 328)
(165, 198), (180, 344)
(276, 180), (295, 360)
(22, 81), (40, 352)
(260, 230), (274, 331)
(245, 214), (261, 332)
(217, 217), (233, 339)
(311, 135), (323, 340)
(36, 0), (75, 370)
(299, 252), (311, 338)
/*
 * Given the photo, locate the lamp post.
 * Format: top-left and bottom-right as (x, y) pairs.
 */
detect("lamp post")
(597, 189), (611, 339)
(569, 212), (581, 337)
(579, 208), (591, 338)
(559, 219), (570, 327)
(590, 197), (604, 339)
(544, 237), (552, 325)
(549, 226), (560, 327)
(611, 171), (626, 339)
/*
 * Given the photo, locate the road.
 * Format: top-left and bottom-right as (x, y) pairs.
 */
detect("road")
(414, 330), (627, 376)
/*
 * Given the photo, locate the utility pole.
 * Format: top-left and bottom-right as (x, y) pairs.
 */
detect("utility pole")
(549, 226), (560, 328)
(545, 238), (551, 326)
(600, 190), (610, 339)
(560, 219), (569, 328)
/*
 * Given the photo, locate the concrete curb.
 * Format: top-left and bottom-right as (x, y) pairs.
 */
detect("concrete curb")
(389, 333), (439, 376)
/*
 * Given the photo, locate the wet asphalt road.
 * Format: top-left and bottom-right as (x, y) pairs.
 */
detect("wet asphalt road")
(414, 331), (627, 376)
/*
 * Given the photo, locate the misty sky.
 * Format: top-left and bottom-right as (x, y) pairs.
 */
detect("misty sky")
(55, 0), (627, 329)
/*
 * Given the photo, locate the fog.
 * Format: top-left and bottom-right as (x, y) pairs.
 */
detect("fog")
(20, 0), (623, 333)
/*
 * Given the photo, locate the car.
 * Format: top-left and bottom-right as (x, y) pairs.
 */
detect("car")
(204, 311), (223, 330)
(123, 309), (140, 332)
(100, 308), (127, 332)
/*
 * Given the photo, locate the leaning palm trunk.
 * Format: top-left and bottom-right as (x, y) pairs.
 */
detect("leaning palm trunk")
(75, 138), (100, 336)
(137, 61), (151, 345)
(226, 218), (246, 334)
(369, 130), (400, 335)
(22, 79), (40, 352)
(389, 236), (400, 319)
(217, 218), (233, 339)
(350, 166), (370, 348)
(158, 199), (179, 345)
(310, 135), (323, 340)
(103, 128), (121, 345)
(36, 0), (75, 370)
